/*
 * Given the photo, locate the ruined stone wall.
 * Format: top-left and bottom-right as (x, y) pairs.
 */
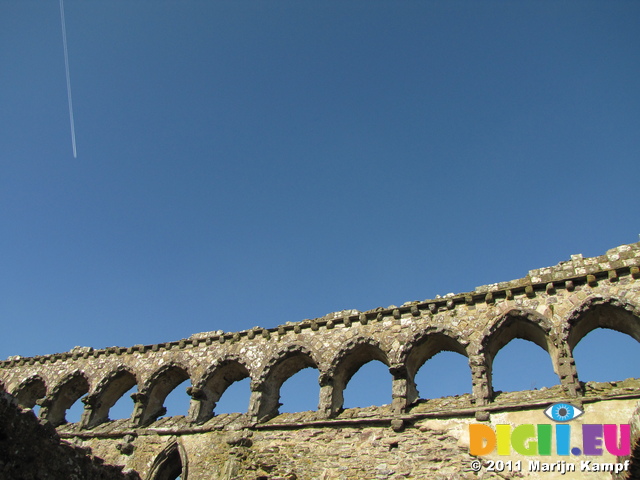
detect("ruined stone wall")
(47, 379), (639, 480)
(0, 387), (139, 480)
(1, 242), (640, 479)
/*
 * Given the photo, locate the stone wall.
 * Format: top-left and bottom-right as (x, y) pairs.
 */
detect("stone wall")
(1, 242), (640, 479)
(46, 378), (638, 480)
(0, 387), (139, 480)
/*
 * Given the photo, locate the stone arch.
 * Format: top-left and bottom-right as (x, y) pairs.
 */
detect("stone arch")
(146, 439), (189, 480)
(564, 296), (640, 387)
(41, 370), (90, 427)
(323, 337), (390, 416)
(188, 355), (251, 423)
(250, 344), (319, 422)
(481, 308), (559, 398)
(397, 328), (469, 406)
(82, 365), (138, 428)
(135, 362), (191, 427)
(11, 375), (47, 410)
(565, 296), (640, 351)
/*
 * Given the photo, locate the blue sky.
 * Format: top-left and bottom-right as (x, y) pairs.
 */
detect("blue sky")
(1, 1), (639, 421)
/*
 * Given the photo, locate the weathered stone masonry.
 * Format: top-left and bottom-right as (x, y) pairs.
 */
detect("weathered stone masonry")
(1, 243), (640, 479)
(0, 388), (140, 480)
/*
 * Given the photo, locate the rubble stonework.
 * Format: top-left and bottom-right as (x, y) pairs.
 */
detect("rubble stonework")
(0, 387), (139, 480)
(1, 243), (640, 479)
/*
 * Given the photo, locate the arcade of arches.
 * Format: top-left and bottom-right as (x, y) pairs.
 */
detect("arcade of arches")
(1, 242), (640, 479)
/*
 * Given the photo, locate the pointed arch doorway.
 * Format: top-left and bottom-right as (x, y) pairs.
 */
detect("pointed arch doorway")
(147, 440), (188, 480)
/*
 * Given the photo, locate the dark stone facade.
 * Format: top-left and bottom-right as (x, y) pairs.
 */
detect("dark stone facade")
(0, 387), (139, 480)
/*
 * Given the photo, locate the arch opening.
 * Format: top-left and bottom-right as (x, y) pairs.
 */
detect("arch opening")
(256, 350), (317, 421)
(414, 350), (471, 400)
(491, 338), (559, 393)
(573, 327), (640, 384)
(567, 303), (640, 352)
(279, 366), (319, 413)
(48, 373), (90, 426)
(214, 377), (251, 415)
(483, 313), (559, 397)
(342, 359), (391, 409)
(331, 342), (390, 412)
(405, 332), (469, 401)
(198, 360), (250, 419)
(89, 369), (137, 426)
(162, 379), (190, 418)
(110, 385), (137, 420)
(13, 376), (46, 412)
(142, 365), (190, 425)
(148, 442), (186, 480)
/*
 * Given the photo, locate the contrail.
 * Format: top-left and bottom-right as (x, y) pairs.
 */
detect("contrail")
(59, 0), (77, 158)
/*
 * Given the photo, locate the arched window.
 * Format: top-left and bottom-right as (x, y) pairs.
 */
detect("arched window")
(567, 300), (640, 351)
(414, 350), (471, 399)
(12, 376), (46, 413)
(342, 360), (390, 408)
(254, 348), (318, 421)
(483, 311), (559, 396)
(195, 359), (250, 421)
(215, 377), (251, 414)
(141, 365), (191, 425)
(279, 367), (319, 413)
(163, 379), (191, 418)
(330, 340), (390, 412)
(491, 338), (559, 392)
(404, 332), (469, 401)
(47, 373), (90, 426)
(86, 368), (137, 427)
(109, 384), (137, 420)
(567, 300), (640, 386)
(148, 442), (186, 480)
(573, 328), (639, 383)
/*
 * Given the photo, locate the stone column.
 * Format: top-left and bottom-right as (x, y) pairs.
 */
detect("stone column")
(79, 394), (100, 429)
(248, 380), (279, 423)
(130, 392), (149, 427)
(36, 395), (53, 422)
(555, 345), (583, 397)
(389, 364), (417, 414)
(317, 373), (335, 419)
(186, 386), (210, 424)
(469, 354), (492, 406)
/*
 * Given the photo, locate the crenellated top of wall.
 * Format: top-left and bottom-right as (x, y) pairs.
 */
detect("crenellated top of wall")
(475, 243), (640, 292)
(2, 242), (639, 368)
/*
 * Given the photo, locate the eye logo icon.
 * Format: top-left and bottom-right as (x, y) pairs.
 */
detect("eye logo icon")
(544, 403), (584, 422)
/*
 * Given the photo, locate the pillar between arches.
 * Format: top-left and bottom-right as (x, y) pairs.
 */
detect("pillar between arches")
(389, 364), (417, 414)
(469, 354), (491, 406)
(318, 374), (335, 418)
(186, 386), (212, 424)
(556, 345), (583, 397)
(35, 395), (53, 421)
(79, 394), (101, 429)
(248, 381), (281, 423)
(130, 392), (149, 427)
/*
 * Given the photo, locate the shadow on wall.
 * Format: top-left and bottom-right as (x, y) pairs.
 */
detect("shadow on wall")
(0, 387), (139, 479)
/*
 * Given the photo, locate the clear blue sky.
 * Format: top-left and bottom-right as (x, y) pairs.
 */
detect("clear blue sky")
(1, 1), (639, 421)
